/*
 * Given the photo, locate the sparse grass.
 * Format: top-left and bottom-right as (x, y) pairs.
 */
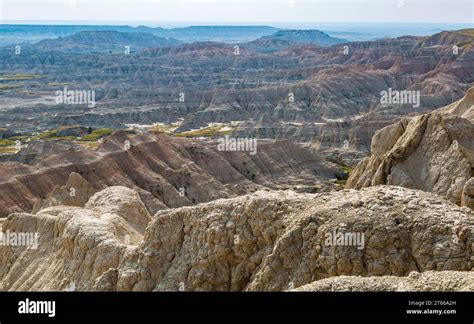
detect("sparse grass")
(48, 82), (75, 87)
(0, 126), (113, 153)
(7, 135), (28, 141)
(332, 165), (353, 187)
(0, 84), (23, 90)
(457, 40), (472, 48)
(331, 165), (353, 187)
(34, 130), (58, 139)
(33, 126), (84, 141)
(0, 139), (15, 147)
(27, 127), (113, 146)
(455, 29), (474, 37)
(0, 74), (47, 81)
(0, 146), (17, 154)
(32, 130), (75, 142)
(15, 90), (38, 95)
(175, 125), (233, 138)
(149, 124), (179, 133)
(333, 179), (347, 186)
(80, 128), (114, 141)
(341, 165), (353, 174)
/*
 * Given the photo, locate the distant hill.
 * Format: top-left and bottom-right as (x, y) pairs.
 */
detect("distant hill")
(245, 29), (348, 52)
(0, 24), (279, 45)
(256, 30), (348, 46)
(164, 26), (279, 42)
(31, 31), (182, 53)
(418, 29), (474, 47)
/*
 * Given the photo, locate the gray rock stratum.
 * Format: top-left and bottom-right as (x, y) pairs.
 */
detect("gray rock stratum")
(0, 184), (472, 291)
(346, 87), (474, 208)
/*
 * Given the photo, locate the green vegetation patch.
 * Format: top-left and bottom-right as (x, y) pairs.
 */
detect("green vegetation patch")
(48, 82), (76, 87)
(149, 123), (180, 133)
(34, 130), (58, 140)
(33, 127), (113, 142)
(455, 29), (474, 37)
(341, 165), (353, 174)
(0, 139), (15, 147)
(0, 147), (17, 154)
(0, 74), (47, 81)
(80, 128), (114, 141)
(175, 125), (233, 138)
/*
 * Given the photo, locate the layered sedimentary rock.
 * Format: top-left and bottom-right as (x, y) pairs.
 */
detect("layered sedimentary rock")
(346, 88), (474, 208)
(32, 172), (96, 212)
(1, 30), (473, 151)
(0, 186), (151, 291)
(0, 132), (341, 218)
(1, 184), (471, 291)
(32, 31), (182, 53)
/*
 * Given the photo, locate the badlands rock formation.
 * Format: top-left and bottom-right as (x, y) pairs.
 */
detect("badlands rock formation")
(347, 87), (474, 208)
(32, 172), (97, 212)
(0, 184), (472, 291)
(293, 271), (474, 292)
(1, 30), (472, 148)
(0, 132), (341, 218)
(0, 186), (151, 291)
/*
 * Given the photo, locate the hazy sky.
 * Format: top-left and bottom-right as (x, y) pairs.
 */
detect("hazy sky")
(0, 0), (472, 24)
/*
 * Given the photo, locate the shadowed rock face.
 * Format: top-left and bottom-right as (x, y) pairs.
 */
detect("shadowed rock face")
(2, 185), (471, 291)
(462, 178), (474, 210)
(0, 132), (341, 218)
(32, 172), (97, 212)
(346, 87), (474, 208)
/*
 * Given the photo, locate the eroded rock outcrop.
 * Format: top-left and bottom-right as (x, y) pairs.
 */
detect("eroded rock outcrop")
(111, 186), (472, 291)
(32, 172), (97, 212)
(0, 186), (151, 291)
(1, 184), (472, 292)
(347, 88), (474, 208)
(0, 132), (341, 218)
(462, 178), (474, 209)
(293, 271), (474, 292)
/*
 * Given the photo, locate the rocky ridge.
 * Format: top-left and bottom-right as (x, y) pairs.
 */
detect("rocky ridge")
(293, 271), (474, 292)
(0, 184), (472, 291)
(0, 132), (341, 218)
(347, 87), (474, 209)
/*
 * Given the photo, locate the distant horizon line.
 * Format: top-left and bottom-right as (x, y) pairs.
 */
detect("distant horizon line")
(1, 21), (473, 27)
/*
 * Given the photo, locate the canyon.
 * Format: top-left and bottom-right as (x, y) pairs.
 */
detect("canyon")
(0, 26), (473, 292)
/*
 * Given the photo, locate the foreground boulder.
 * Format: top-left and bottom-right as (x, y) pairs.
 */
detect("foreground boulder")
(293, 271), (474, 292)
(0, 186), (151, 291)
